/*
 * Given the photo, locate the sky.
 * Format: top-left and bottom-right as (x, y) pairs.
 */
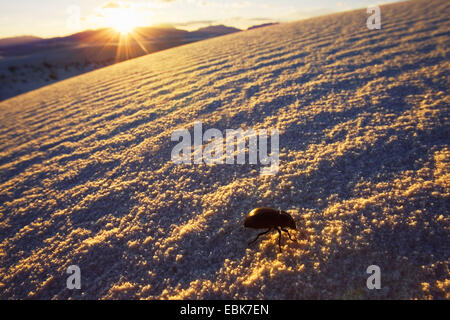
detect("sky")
(0, 0), (392, 38)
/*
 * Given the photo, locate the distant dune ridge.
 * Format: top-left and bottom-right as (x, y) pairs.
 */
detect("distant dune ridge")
(0, 25), (240, 102)
(0, 36), (43, 48)
(0, 0), (449, 299)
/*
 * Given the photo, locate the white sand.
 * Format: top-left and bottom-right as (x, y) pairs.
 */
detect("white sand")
(0, 0), (448, 299)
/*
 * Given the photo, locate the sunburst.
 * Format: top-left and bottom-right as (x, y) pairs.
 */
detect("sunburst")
(105, 8), (139, 35)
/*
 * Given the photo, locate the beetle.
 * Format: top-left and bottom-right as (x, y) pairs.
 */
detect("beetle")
(244, 207), (296, 252)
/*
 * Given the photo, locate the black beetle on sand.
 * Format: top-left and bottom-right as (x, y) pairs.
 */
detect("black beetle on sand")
(244, 207), (296, 252)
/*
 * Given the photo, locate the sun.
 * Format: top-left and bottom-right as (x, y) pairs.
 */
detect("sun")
(105, 8), (139, 34)
(113, 19), (136, 34)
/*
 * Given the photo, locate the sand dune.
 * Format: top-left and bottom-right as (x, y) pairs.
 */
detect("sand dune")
(0, 0), (448, 299)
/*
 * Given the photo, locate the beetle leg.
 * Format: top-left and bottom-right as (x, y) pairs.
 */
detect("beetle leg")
(281, 228), (296, 242)
(248, 228), (272, 245)
(276, 227), (282, 252)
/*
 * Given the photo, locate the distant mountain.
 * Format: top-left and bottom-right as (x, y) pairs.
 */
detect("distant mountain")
(247, 23), (279, 30)
(0, 36), (42, 48)
(0, 25), (241, 57)
(189, 25), (241, 39)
